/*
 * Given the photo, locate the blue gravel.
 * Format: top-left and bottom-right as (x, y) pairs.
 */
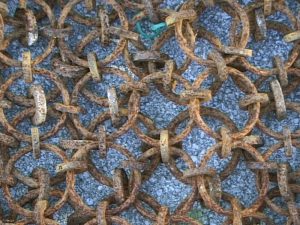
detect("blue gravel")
(1, 0), (300, 224)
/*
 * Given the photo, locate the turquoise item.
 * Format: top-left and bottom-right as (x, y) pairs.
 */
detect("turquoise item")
(135, 20), (167, 40)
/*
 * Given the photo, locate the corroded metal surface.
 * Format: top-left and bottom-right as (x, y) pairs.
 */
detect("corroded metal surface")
(0, 0), (300, 224)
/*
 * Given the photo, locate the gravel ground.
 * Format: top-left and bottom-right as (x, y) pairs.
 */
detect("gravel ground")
(1, 0), (300, 224)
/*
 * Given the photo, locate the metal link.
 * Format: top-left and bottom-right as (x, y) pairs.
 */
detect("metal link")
(0, 0), (299, 224)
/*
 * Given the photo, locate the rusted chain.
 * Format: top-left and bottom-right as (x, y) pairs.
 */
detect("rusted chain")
(0, 0), (300, 224)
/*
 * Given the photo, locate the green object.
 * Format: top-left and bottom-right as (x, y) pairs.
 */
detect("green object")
(151, 22), (167, 31)
(188, 209), (203, 220)
(189, 210), (202, 217)
(135, 20), (167, 40)
(177, 210), (204, 225)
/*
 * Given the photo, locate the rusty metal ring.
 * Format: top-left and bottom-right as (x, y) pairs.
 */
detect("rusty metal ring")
(132, 110), (193, 147)
(57, 0), (128, 67)
(174, 0), (250, 67)
(66, 143), (142, 215)
(0, 69), (69, 142)
(2, 143), (72, 218)
(265, 183), (300, 218)
(71, 93), (139, 142)
(71, 67), (132, 107)
(191, 67), (260, 140)
(239, 1), (300, 76)
(197, 141), (269, 216)
(257, 101), (300, 140)
(0, 0), (56, 67)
